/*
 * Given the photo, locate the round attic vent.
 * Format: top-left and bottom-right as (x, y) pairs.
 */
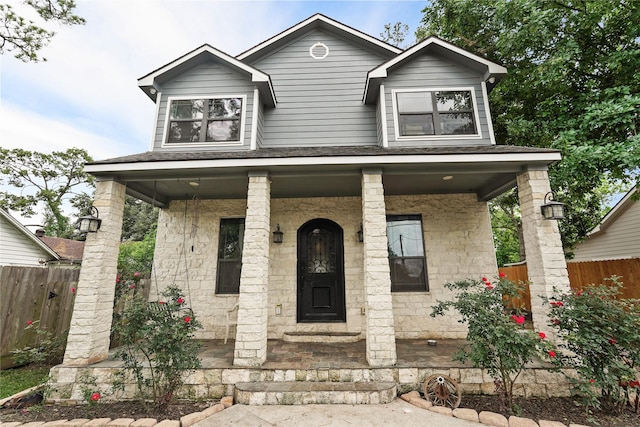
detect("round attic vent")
(309, 42), (329, 60)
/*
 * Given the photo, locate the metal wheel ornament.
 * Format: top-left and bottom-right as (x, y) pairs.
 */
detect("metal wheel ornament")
(423, 374), (462, 408)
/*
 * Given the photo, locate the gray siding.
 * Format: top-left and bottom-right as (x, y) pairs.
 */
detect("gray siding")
(572, 200), (640, 261)
(383, 54), (493, 147)
(153, 61), (256, 151)
(256, 98), (265, 148)
(0, 216), (54, 266)
(250, 29), (387, 147)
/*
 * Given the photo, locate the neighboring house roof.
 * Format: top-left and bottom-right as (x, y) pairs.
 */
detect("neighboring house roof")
(572, 185), (640, 262)
(236, 13), (401, 62)
(39, 236), (85, 263)
(138, 44), (276, 107)
(364, 36), (508, 104)
(0, 209), (59, 265)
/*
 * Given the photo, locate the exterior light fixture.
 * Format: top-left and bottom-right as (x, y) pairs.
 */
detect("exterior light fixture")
(75, 206), (102, 233)
(540, 192), (566, 220)
(273, 224), (284, 243)
(357, 223), (364, 243)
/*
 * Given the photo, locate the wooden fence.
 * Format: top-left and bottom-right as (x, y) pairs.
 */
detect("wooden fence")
(0, 266), (79, 369)
(499, 258), (640, 311)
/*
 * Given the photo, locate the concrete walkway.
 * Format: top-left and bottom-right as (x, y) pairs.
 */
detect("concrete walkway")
(193, 400), (479, 427)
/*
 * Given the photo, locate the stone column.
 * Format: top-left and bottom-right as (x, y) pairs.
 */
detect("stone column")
(517, 168), (570, 332)
(62, 180), (125, 365)
(361, 169), (397, 367)
(233, 172), (271, 366)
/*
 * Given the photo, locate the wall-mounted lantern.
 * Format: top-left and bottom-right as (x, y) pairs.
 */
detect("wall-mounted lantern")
(273, 224), (284, 243)
(540, 192), (566, 220)
(75, 206), (102, 233)
(357, 223), (364, 243)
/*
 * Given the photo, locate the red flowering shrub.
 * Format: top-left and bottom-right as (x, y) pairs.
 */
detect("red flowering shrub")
(546, 277), (640, 413)
(431, 276), (556, 412)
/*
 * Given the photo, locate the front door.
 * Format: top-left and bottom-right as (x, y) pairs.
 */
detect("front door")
(297, 219), (346, 322)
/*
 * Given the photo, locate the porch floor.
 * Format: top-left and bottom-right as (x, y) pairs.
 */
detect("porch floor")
(197, 339), (468, 369)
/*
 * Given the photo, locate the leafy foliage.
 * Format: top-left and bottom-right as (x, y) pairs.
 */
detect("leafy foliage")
(380, 22), (411, 48)
(0, 147), (94, 238)
(112, 286), (202, 411)
(546, 278), (640, 413)
(417, 0), (640, 250)
(10, 320), (66, 367)
(431, 276), (556, 411)
(0, 0), (84, 62)
(121, 196), (159, 242)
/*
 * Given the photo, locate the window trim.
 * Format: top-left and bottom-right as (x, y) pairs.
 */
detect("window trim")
(161, 95), (247, 148)
(391, 87), (482, 141)
(386, 214), (429, 292)
(215, 217), (245, 295)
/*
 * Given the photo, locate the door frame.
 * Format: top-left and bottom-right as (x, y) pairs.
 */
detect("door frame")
(296, 218), (346, 323)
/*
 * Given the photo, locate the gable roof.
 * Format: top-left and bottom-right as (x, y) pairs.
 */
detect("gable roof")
(237, 13), (401, 63)
(0, 209), (60, 261)
(138, 44), (276, 107)
(39, 236), (85, 263)
(364, 36), (508, 104)
(587, 185), (638, 237)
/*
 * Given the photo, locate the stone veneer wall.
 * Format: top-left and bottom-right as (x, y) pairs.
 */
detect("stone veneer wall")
(150, 194), (497, 340)
(386, 194), (498, 339)
(48, 364), (574, 401)
(151, 199), (247, 339)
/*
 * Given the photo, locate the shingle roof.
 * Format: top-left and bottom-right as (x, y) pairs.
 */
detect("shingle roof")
(88, 145), (559, 166)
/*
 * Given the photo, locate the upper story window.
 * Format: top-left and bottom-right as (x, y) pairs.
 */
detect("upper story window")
(165, 96), (245, 145)
(393, 88), (480, 139)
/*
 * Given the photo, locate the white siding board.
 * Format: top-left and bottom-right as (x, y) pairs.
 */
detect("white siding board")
(383, 54), (493, 147)
(153, 61), (256, 151)
(0, 216), (52, 266)
(250, 29), (387, 147)
(572, 200), (640, 261)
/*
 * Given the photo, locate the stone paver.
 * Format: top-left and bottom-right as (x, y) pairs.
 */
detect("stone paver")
(129, 420), (156, 427)
(453, 408), (479, 423)
(539, 421), (567, 427)
(82, 419), (111, 426)
(152, 421), (179, 427)
(219, 396), (233, 408)
(21, 423), (46, 427)
(509, 415), (539, 427)
(42, 421), (69, 427)
(479, 411), (509, 427)
(64, 419), (90, 426)
(105, 419), (134, 427)
(429, 406), (453, 416)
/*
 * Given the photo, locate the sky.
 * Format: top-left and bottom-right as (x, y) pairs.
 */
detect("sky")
(1, 0), (427, 161)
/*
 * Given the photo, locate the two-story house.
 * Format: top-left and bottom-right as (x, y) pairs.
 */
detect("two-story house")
(60, 15), (570, 374)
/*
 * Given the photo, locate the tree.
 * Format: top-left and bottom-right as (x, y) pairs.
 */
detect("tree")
(0, 0), (84, 62)
(417, 0), (640, 251)
(0, 147), (94, 237)
(121, 195), (158, 242)
(380, 22), (410, 48)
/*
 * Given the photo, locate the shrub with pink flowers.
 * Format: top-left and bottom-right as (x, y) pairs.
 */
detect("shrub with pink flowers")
(545, 277), (640, 413)
(431, 276), (557, 412)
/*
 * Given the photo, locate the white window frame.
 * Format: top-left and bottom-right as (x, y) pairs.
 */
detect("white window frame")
(161, 94), (247, 147)
(391, 87), (482, 141)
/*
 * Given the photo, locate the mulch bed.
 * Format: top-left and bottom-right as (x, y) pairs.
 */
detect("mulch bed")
(1, 395), (639, 426)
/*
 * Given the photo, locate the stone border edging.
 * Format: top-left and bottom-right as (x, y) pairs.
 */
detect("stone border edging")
(0, 396), (234, 427)
(400, 391), (590, 427)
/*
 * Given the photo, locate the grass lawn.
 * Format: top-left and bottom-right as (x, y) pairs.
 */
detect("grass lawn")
(0, 365), (51, 399)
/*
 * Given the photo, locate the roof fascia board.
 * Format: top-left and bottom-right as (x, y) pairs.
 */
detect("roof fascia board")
(0, 209), (60, 260)
(85, 152), (561, 174)
(138, 44), (276, 106)
(369, 37), (507, 79)
(237, 13), (401, 61)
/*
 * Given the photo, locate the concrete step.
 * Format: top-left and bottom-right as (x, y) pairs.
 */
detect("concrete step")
(282, 331), (362, 343)
(234, 381), (397, 405)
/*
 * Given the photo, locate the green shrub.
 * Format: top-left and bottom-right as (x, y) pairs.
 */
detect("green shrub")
(111, 285), (202, 411)
(431, 276), (556, 412)
(546, 277), (640, 413)
(10, 320), (66, 367)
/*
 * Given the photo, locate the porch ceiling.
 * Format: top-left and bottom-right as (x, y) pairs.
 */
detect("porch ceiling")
(85, 145), (561, 207)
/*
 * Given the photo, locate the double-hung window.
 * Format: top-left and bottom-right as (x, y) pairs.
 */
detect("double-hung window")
(216, 218), (245, 294)
(395, 89), (478, 137)
(166, 97), (244, 144)
(387, 215), (428, 292)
